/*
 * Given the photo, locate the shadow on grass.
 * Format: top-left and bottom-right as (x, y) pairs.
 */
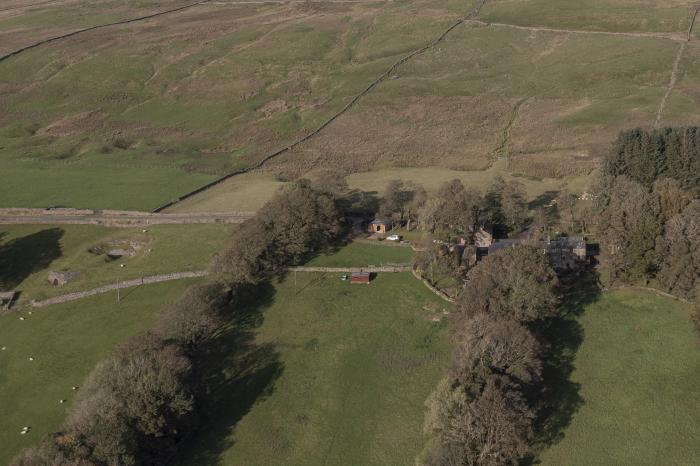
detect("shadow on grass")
(527, 269), (602, 464)
(178, 281), (283, 465)
(0, 228), (63, 291)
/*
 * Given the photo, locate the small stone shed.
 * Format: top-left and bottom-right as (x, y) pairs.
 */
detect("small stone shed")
(351, 272), (371, 284)
(368, 218), (392, 234)
(48, 270), (80, 287)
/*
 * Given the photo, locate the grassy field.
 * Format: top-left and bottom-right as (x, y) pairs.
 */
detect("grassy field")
(177, 271), (451, 466)
(538, 290), (700, 465)
(0, 223), (231, 303)
(305, 241), (414, 267)
(0, 278), (202, 466)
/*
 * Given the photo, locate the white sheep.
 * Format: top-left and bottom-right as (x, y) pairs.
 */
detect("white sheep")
(28, 357), (34, 361)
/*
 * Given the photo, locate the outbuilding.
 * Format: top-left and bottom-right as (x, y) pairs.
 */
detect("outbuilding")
(351, 272), (371, 284)
(368, 218), (392, 234)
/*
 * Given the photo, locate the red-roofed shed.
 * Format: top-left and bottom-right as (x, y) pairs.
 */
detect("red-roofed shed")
(351, 272), (371, 284)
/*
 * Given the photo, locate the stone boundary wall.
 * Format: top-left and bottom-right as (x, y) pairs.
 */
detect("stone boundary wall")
(411, 269), (456, 303)
(287, 266), (411, 273)
(31, 271), (209, 307)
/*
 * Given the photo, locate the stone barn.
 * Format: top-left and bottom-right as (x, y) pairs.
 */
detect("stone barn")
(368, 218), (392, 235)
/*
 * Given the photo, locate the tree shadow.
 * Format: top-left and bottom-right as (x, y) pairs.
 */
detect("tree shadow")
(0, 228), (64, 291)
(528, 190), (560, 210)
(526, 268), (602, 464)
(177, 281), (284, 465)
(337, 189), (379, 216)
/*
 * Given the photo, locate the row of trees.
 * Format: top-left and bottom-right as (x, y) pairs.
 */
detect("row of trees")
(13, 182), (343, 466)
(12, 284), (226, 466)
(380, 177), (529, 238)
(421, 247), (559, 465)
(594, 173), (700, 300)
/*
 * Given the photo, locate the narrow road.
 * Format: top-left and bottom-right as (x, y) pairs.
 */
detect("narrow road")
(0, 208), (254, 226)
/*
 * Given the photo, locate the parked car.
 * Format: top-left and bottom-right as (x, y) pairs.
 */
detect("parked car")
(386, 234), (402, 241)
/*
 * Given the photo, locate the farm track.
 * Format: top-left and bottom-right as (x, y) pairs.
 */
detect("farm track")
(464, 19), (686, 42)
(654, 42), (686, 128)
(0, 208), (255, 226)
(494, 97), (529, 162)
(653, 5), (699, 127)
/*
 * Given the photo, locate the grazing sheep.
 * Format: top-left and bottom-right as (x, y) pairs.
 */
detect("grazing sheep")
(28, 357), (34, 361)
(19, 317), (25, 321)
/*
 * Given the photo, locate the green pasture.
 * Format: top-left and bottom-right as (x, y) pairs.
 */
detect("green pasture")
(0, 278), (202, 466)
(177, 271), (451, 465)
(538, 290), (700, 465)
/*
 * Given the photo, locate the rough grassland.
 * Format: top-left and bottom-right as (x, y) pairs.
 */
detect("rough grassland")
(539, 290), (700, 465)
(480, 0), (696, 33)
(177, 272), (451, 466)
(0, 223), (231, 303)
(0, 278), (202, 466)
(0, 0), (465, 208)
(4, 0), (700, 209)
(279, 25), (678, 177)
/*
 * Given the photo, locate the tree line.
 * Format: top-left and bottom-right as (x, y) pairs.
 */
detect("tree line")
(420, 246), (559, 465)
(12, 181), (342, 466)
(379, 177), (528, 238)
(595, 128), (700, 301)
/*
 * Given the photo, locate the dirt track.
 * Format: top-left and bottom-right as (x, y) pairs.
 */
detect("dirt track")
(464, 19), (687, 42)
(0, 208), (254, 227)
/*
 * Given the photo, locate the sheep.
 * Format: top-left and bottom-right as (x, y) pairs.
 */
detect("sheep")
(28, 357), (34, 361)
(19, 317), (25, 321)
